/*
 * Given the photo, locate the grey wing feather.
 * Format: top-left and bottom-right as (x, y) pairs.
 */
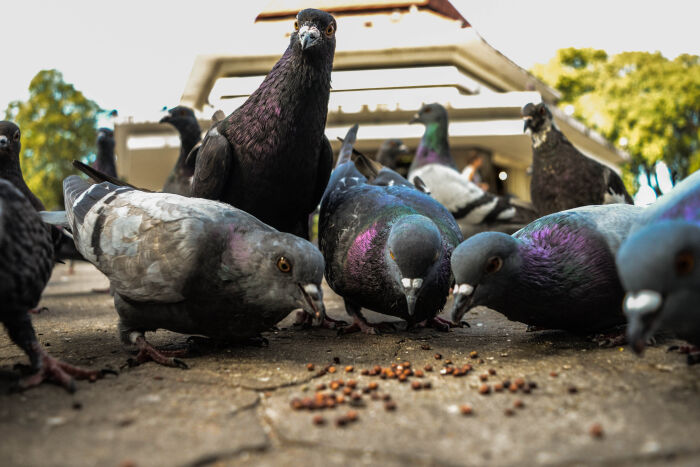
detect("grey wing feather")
(190, 126), (233, 200)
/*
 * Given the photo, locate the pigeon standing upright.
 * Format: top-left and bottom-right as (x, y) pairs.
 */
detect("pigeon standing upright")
(522, 102), (633, 216)
(93, 128), (117, 179)
(375, 139), (411, 177)
(189, 9), (336, 239)
(616, 170), (700, 360)
(407, 103), (534, 234)
(54, 175), (326, 367)
(160, 106), (201, 196)
(319, 125), (462, 333)
(0, 179), (104, 391)
(451, 203), (643, 334)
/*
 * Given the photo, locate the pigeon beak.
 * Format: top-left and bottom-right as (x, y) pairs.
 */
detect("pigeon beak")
(409, 113), (421, 124)
(523, 116), (533, 133)
(159, 112), (173, 124)
(298, 25), (321, 50)
(401, 278), (423, 317)
(398, 143), (410, 154)
(451, 283), (474, 324)
(623, 290), (663, 355)
(298, 283), (326, 326)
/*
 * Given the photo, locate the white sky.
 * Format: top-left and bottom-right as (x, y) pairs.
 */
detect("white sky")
(1, 1), (698, 120)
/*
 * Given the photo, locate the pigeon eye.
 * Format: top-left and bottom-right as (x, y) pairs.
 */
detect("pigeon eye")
(294, 21), (299, 31)
(485, 256), (503, 274)
(674, 251), (694, 276)
(423, 107), (431, 114)
(325, 23), (335, 37)
(277, 257), (292, 273)
(539, 106), (546, 116)
(13, 131), (20, 142)
(390, 250), (396, 260)
(178, 110), (186, 117)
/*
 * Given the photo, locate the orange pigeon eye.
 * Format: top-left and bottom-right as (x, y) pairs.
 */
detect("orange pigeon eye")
(294, 21), (299, 31)
(277, 257), (292, 273)
(325, 23), (335, 36)
(674, 251), (694, 276)
(485, 256), (503, 274)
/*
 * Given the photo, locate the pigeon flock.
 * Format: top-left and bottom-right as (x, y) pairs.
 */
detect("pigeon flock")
(1, 8), (698, 392)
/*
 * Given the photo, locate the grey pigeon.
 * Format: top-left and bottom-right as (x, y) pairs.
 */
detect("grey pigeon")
(616, 169), (700, 360)
(451, 204), (643, 334)
(522, 102), (633, 217)
(160, 105), (201, 196)
(376, 139), (411, 177)
(319, 125), (462, 333)
(188, 9), (336, 239)
(93, 128), (117, 179)
(408, 103), (535, 234)
(0, 179), (104, 391)
(57, 175), (326, 367)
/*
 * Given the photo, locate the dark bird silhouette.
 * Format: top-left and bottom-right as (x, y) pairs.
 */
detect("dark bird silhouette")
(0, 179), (105, 391)
(319, 126), (462, 333)
(93, 128), (117, 179)
(451, 204), (643, 334)
(56, 175), (326, 367)
(189, 9), (336, 238)
(522, 102), (633, 216)
(160, 106), (201, 195)
(617, 170), (700, 361)
(408, 103), (534, 234)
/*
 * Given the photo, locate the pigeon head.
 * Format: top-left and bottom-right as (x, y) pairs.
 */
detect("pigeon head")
(376, 139), (410, 168)
(617, 220), (700, 354)
(386, 215), (443, 317)
(450, 232), (520, 323)
(96, 128), (115, 151)
(159, 106), (198, 132)
(410, 103), (448, 126)
(522, 102), (553, 134)
(291, 9), (337, 56)
(221, 228), (327, 325)
(0, 121), (21, 161)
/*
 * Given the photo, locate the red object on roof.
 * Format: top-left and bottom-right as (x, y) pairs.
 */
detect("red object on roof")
(256, 0), (470, 27)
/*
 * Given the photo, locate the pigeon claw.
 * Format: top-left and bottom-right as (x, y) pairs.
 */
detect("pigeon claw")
(130, 336), (190, 369)
(15, 347), (107, 393)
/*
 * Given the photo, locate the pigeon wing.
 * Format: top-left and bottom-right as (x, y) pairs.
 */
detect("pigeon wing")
(190, 126), (233, 200)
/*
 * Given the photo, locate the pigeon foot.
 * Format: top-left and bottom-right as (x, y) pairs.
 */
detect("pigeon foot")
(16, 346), (111, 393)
(337, 317), (396, 335)
(414, 316), (459, 332)
(294, 311), (348, 329)
(127, 335), (189, 369)
(27, 307), (49, 315)
(667, 345), (700, 365)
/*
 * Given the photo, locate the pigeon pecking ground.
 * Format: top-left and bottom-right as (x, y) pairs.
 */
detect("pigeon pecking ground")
(0, 262), (698, 466)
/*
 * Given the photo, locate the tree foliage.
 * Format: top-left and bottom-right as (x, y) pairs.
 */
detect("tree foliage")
(5, 69), (101, 209)
(532, 48), (700, 192)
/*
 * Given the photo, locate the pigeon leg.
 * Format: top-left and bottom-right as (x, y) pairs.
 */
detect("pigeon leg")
(126, 332), (188, 369)
(293, 310), (348, 329)
(668, 345), (700, 365)
(6, 312), (106, 392)
(338, 300), (396, 335)
(590, 326), (628, 347)
(27, 306), (49, 314)
(67, 260), (76, 275)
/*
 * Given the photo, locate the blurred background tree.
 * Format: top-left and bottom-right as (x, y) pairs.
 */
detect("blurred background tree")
(5, 69), (101, 209)
(532, 49), (700, 194)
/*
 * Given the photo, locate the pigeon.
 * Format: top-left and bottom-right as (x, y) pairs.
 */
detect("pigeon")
(0, 179), (105, 391)
(451, 203), (644, 334)
(188, 9), (336, 239)
(54, 175), (326, 367)
(616, 169), (700, 359)
(319, 125), (463, 333)
(0, 121), (81, 262)
(407, 103), (535, 234)
(375, 139), (411, 177)
(93, 128), (117, 179)
(522, 102), (633, 217)
(160, 105), (201, 195)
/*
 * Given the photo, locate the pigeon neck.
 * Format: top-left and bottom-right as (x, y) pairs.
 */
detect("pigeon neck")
(530, 121), (561, 151)
(175, 124), (201, 174)
(0, 161), (45, 211)
(411, 122), (455, 170)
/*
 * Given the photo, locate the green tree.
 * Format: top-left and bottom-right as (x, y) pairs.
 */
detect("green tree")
(5, 69), (101, 209)
(532, 49), (700, 192)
